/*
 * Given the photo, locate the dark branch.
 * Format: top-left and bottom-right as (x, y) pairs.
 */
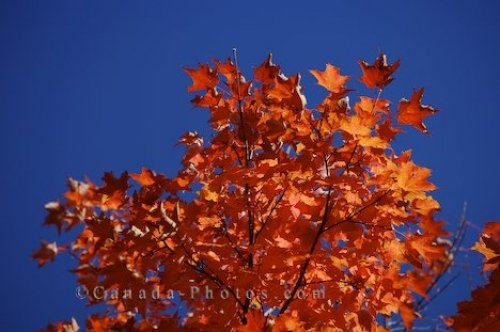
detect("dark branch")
(254, 186), (288, 242)
(279, 155), (332, 314)
(323, 189), (390, 233)
(220, 217), (246, 261)
(179, 242), (246, 309)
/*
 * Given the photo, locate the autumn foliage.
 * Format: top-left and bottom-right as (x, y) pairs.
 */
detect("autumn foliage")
(450, 222), (500, 331)
(33, 52), (498, 331)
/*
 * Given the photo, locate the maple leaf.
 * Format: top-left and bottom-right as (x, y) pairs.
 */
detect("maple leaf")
(355, 96), (390, 114)
(32, 241), (63, 267)
(376, 115), (402, 142)
(191, 88), (223, 108)
(177, 131), (203, 146)
(130, 167), (156, 186)
(359, 53), (400, 89)
(452, 263), (500, 331)
(310, 64), (349, 93)
(483, 221), (500, 238)
(43, 201), (66, 234)
(409, 236), (446, 264)
(396, 161), (436, 192)
(214, 57), (237, 84)
(184, 63), (219, 92)
(472, 221), (500, 271)
(397, 88), (439, 133)
(267, 74), (301, 101)
(99, 171), (128, 195)
(254, 53), (280, 85)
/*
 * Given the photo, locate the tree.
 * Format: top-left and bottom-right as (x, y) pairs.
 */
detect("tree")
(33, 52), (491, 331)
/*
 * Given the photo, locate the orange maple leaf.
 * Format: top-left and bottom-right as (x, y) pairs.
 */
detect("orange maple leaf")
(310, 64), (349, 93)
(396, 161), (436, 192)
(184, 63), (219, 92)
(359, 53), (400, 89)
(397, 88), (439, 133)
(32, 241), (64, 267)
(254, 53), (280, 85)
(472, 221), (500, 271)
(130, 167), (156, 186)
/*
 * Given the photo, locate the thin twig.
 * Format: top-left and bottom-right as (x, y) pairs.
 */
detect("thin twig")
(419, 273), (461, 312)
(279, 155), (332, 314)
(254, 186), (289, 241)
(232, 48), (250, 166)
(178, 242), (246, 309)
(220, 217), (246, 261)
(415, 203), (468, 311)
(323, 189), (390, 232)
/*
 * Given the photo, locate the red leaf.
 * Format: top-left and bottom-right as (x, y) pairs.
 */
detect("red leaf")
(359, 53), (400, 89)
(184, 64), (219, 92)
(397, 88), (439, 133)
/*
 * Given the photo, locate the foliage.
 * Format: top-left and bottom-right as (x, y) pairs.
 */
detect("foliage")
(450, 222), (500, 331)
(33, 52), (496, 331)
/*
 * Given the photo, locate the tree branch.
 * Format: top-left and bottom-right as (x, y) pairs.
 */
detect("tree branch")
(232, 48), (250, 167)
(233, 49), (257, 319)
(178, 242), (246, 310)
(414, 203), (468, 311)
(323, 189), (390, 233)
(220, 217), (246, 261)
(254, 185), (288, 242)
(279, 155), (332, 314)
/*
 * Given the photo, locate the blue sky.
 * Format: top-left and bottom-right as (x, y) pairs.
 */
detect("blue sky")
(1, 1), (499, 330)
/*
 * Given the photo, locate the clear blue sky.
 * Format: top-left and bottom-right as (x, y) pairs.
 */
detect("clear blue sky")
(1, 1), (499, 330)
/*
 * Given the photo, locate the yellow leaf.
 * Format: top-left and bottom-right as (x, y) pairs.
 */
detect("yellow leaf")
(396, 161), (436, 192)
(310, 64), (349, 93)
(201, 188), (219, 202)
